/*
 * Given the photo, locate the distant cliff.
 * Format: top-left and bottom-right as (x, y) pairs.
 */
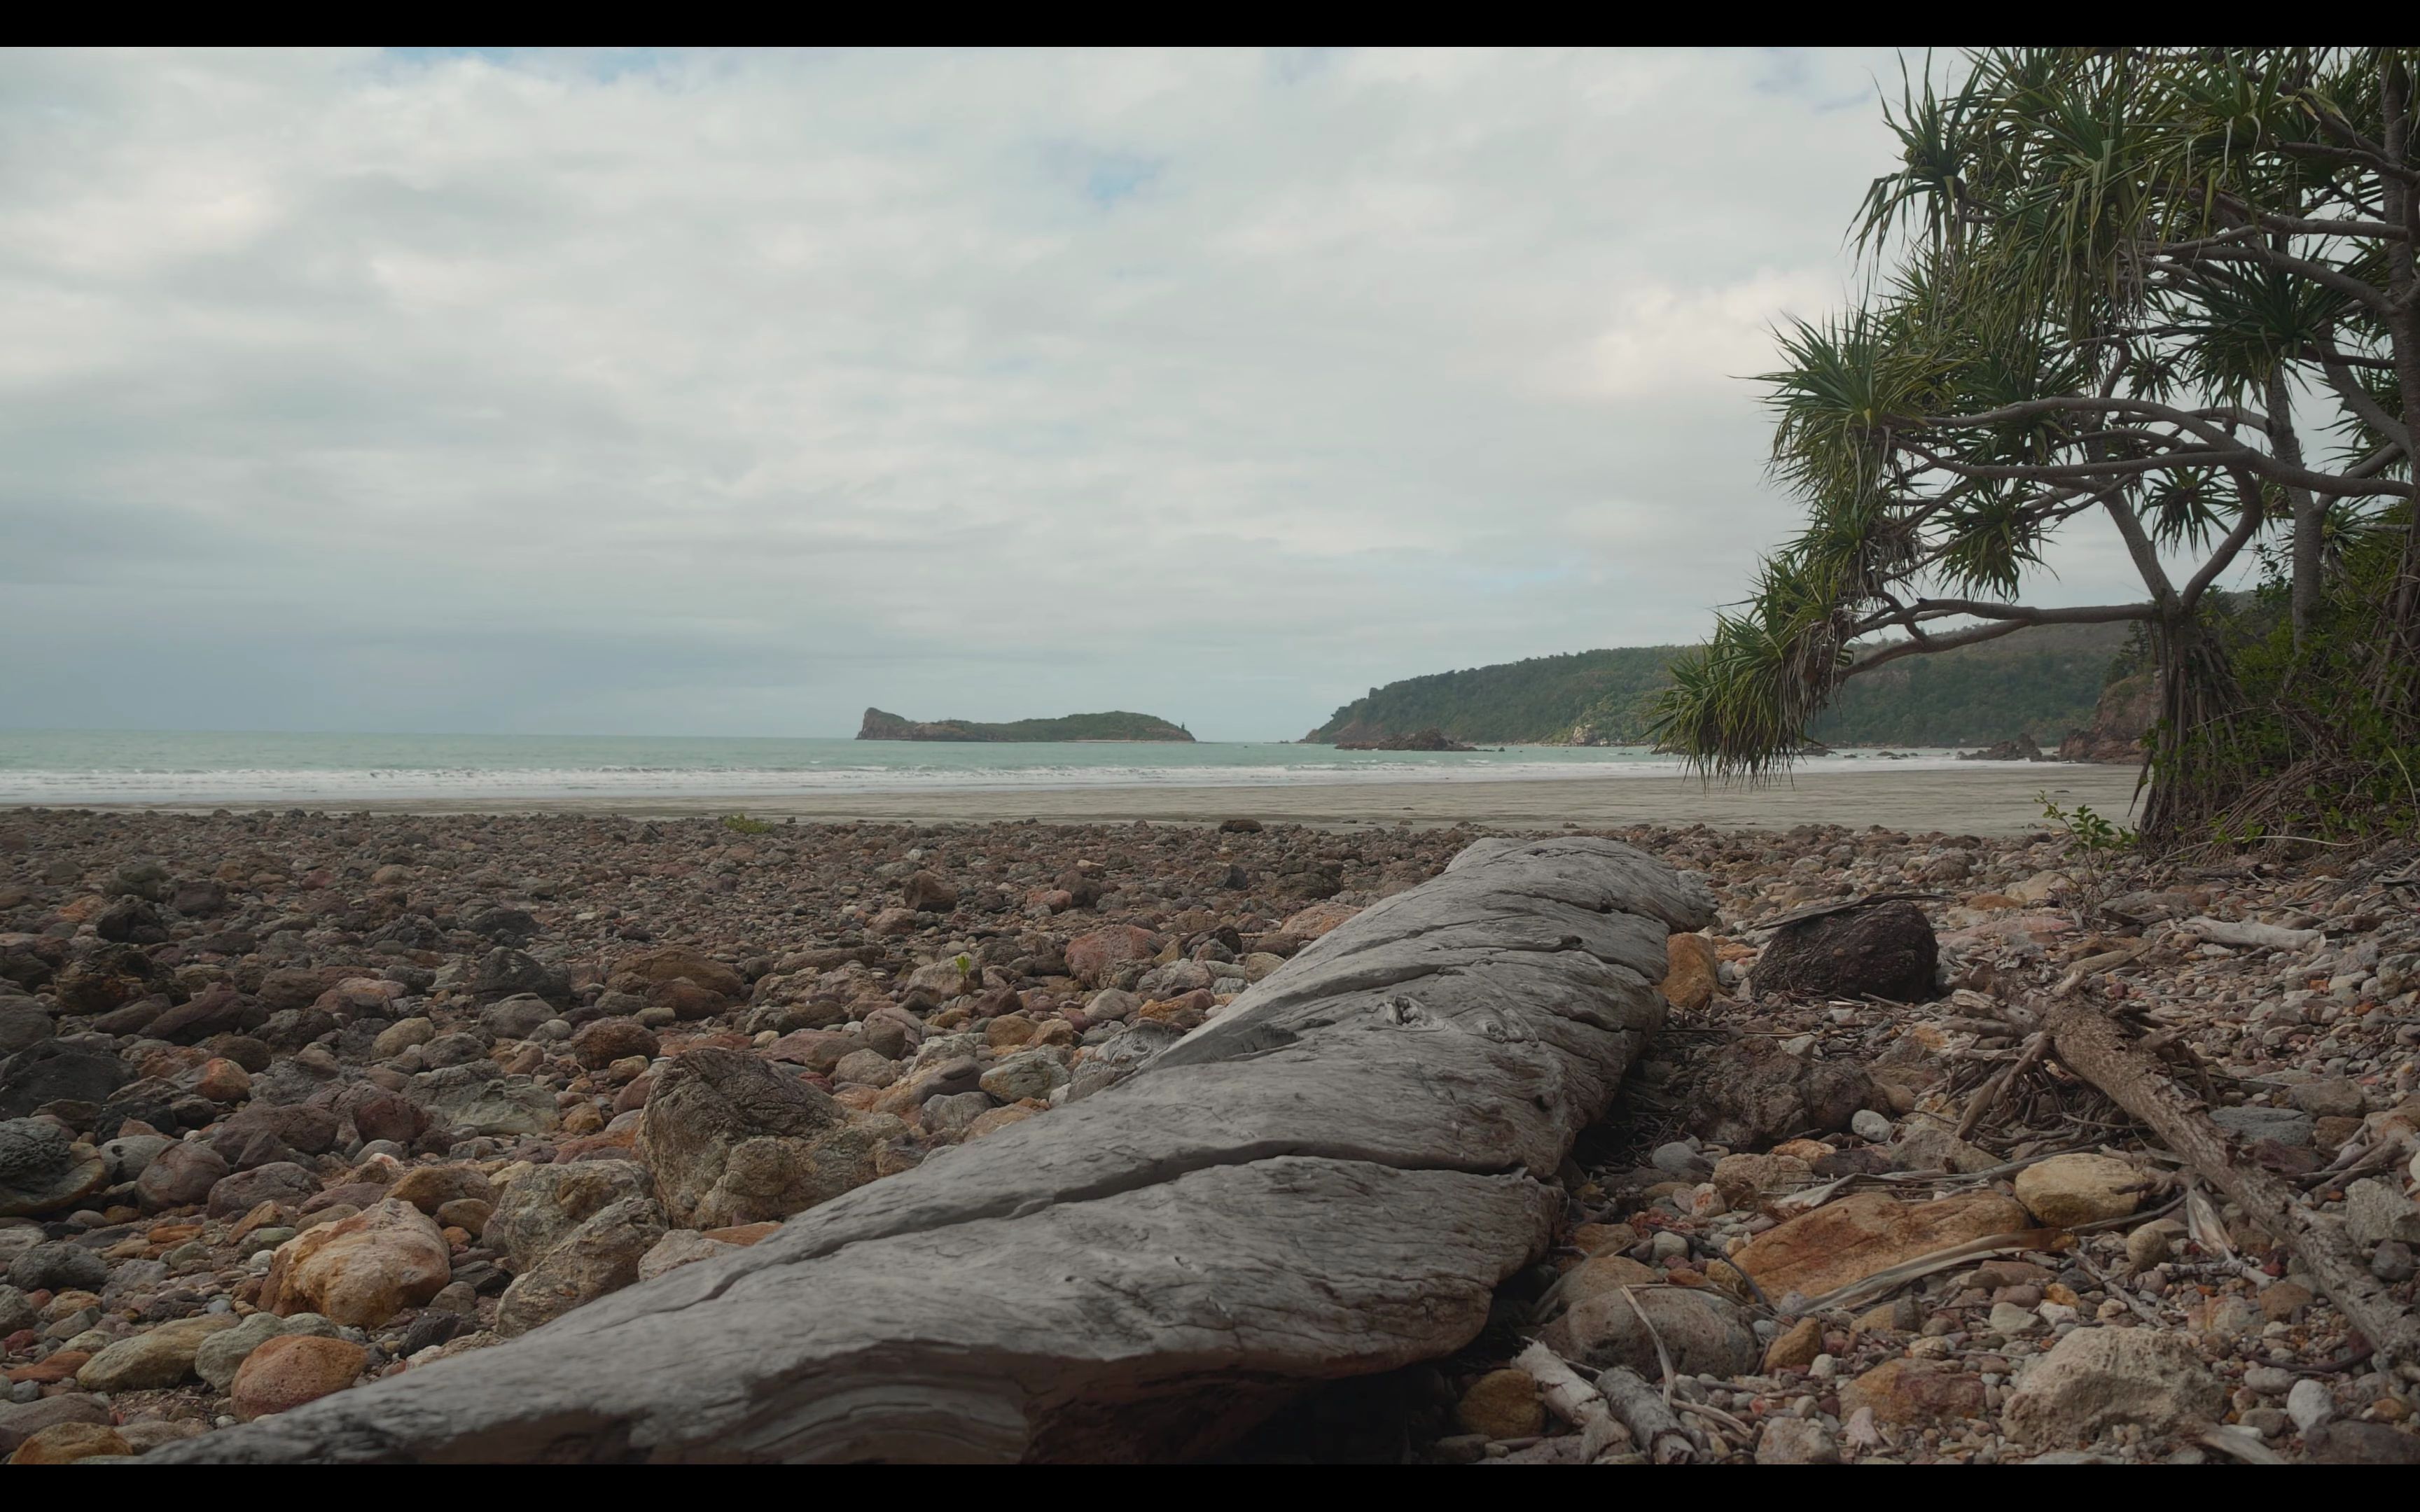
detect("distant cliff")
(856, 708), (1195, 743)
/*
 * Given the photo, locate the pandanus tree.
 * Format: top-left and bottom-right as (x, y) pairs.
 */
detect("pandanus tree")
(1657, 47), (2418, 841)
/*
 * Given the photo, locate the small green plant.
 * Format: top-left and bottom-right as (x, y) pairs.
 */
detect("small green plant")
(718, 813), (774, 835)
(2038, 792), (2135, 930)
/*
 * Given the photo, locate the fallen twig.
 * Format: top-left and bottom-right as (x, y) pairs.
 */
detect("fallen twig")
(1620, 1284), (1681, 1404)
(1592, 1366), (1695, 1465)
(1956, 1029), (2053, 1140)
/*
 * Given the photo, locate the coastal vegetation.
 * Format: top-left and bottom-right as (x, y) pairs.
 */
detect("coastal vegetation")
(1654, 47), (2420, 845)
(1306, 648), (1683, 746)
(857, 708), (1195, 743)
(1304, 621), (2129, 748)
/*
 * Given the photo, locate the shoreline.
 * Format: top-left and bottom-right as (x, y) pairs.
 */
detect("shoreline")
(8, 764), (2148, 835)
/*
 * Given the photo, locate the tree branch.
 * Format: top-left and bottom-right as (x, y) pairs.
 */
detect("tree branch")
(2317, 342), (2416, 452)
(2152, 244), (2393, 314)
(1842, 605), (2155, 678)
(2180, 470), (2271, 613)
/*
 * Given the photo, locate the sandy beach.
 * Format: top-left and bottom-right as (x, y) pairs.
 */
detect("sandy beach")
(75, 763), (2148, 836)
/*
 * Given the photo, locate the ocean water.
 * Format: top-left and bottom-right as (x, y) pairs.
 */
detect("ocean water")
(0, 729), (1975, 806)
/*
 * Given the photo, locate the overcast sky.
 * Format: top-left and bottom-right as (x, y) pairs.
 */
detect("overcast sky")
(1, 47), (2181, 742)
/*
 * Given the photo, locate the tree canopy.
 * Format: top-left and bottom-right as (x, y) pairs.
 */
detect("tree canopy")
(1656, 47), (2419, 840)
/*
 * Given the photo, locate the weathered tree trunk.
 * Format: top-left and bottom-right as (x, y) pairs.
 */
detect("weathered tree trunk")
(162, 836), (1713, 1464)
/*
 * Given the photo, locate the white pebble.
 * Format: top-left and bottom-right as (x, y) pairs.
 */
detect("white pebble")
(2286, 1378), (2334, 1433)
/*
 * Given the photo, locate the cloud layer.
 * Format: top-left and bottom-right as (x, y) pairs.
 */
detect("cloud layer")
(1, 47), (2174, 740)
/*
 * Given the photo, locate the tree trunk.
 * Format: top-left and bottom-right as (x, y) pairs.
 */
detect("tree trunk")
(2267, 369), (2323, 651)
(2139, 607), (2245, 844)
(2378, 59), (2420, 715)
(159, 836), (1714, 1464)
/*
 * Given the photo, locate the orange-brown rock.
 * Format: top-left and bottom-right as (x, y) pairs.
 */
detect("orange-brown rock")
(193, 1056), (253, 1102)
(386, 1163), (496, 1216)
(1725, 1190), (2033, 1305)
(1763, 1315), (1823, 1372)
(230, 1334), (368, 1420)
(964, 1104), (1041, 1140)
(6, 1350), (91, 1385)
(1571, 1221), (1639, 1255)
(1839, 1357), (1987, 1425)
(1657, 932), (1720, 1010)
(1277, 901), (1360, 939)
(1062, 925), (1160, 987)
(701, 1221), (781, 1246)
(7, 1420), (132, 1463)
(1455, 1367), (1545, 1438)
(259, 1198), (451, 1326)
(613, 944), (746, 1000)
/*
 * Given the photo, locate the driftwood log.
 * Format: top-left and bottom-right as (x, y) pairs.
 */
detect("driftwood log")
(2045, 995), (2420, 1366)
(163, 835), (1713, 1463)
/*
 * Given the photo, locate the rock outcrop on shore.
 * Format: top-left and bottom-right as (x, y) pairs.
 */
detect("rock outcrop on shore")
(2, 805), (2416, 1464)
(2059, 673), (2157, 764)
(1959, 734), (2047, 762)
(1333, 727), (1476, 752)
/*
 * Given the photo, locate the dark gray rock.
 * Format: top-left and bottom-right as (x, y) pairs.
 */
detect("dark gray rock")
(0, 1001), (53, 1057)
(495, 1196), (667, 1337)
(95, 896), (167, 944)
(106, 860), (172, 902)
(1541, 1286), (1760, 1378)
(0, 1393), (113, 1455)
(207, 1160), (323, 1218)
(7, 1238), (109, 1294)
(473, 947), (570, 1004)
(1753, 899), (1939, 1003)
(2211, 1105), (2314, 1148)
(209, 1103), (340, 1167)
(146, 984), (263, 1045)
(486, 1161), (657, 1273)
(480, 995), (555, 1041)
(171, 878), (230, 917)
(0, 1042), (132, 1121)
(137, 1138), (230, 1210)
(466, 906), (539, 945)
(0, 1119), (108, 1218)
(1689, 1035), (1882, 1148)
(2305, 1420), (2420, 1464)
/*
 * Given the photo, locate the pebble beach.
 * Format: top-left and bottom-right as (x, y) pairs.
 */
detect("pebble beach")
(1, 794), (2414, 1464)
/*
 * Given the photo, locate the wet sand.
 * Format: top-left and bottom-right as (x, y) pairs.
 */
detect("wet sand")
(85, 764), (2146, 835)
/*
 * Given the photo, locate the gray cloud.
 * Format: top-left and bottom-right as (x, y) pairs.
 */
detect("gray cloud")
(0, 47), (2189, 740)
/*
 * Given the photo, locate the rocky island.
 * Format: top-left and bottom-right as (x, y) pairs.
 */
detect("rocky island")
(856, 710), (1194, 743)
